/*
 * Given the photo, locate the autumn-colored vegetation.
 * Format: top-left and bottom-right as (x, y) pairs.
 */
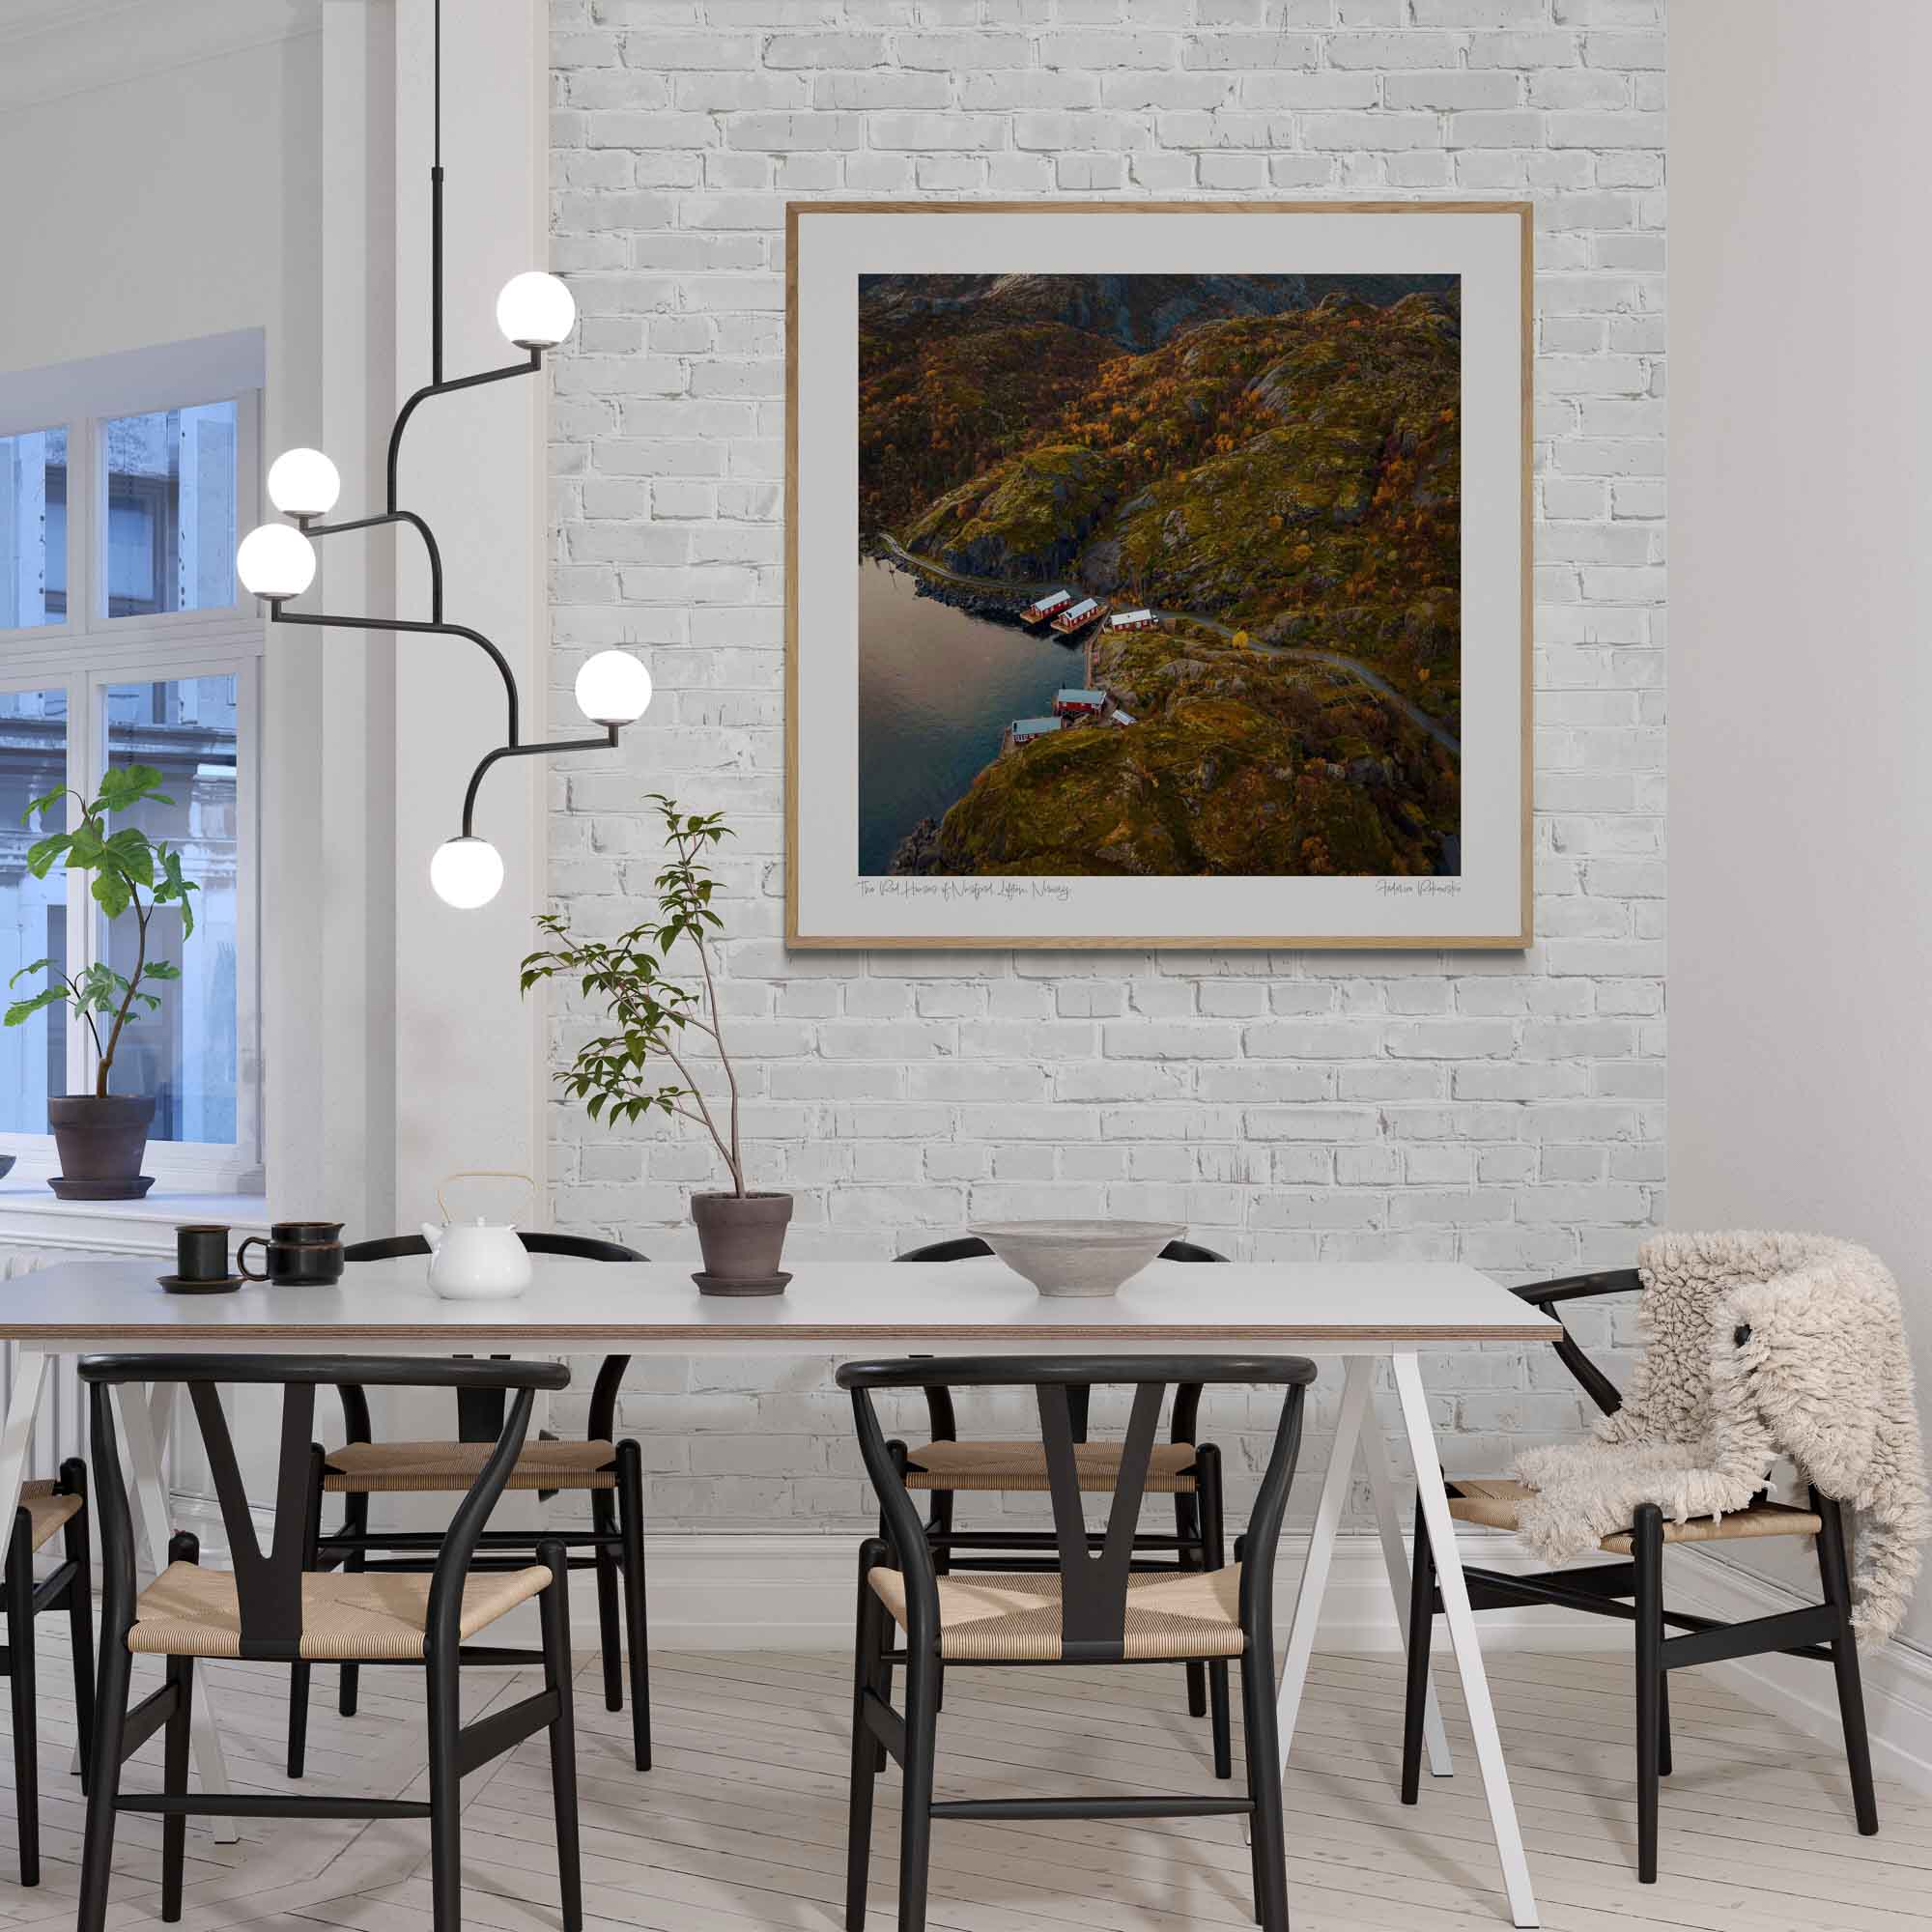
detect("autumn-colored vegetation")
(859, 273), (1464, 878)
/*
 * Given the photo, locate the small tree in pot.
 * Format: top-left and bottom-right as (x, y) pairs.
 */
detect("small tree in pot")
(5, 764), (200, 1199)
(522, 795), (789, 1292)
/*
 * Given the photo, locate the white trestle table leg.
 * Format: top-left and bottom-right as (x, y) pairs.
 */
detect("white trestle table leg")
(1358, 1371), (1453, 1776)
(1393, 1350), (1539, 1928)
(0, 1350), (48, 1536)
(115, 1381), (240, 1844)
(1271, 1352), (1372, 1767)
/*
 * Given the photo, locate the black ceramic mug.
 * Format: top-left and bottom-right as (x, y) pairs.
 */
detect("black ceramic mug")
(238, 1220), (345, 1285)
(176, 1224), (230, 1281)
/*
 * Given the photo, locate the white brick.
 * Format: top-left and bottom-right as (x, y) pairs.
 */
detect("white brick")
(547, 0), (1666, 1529)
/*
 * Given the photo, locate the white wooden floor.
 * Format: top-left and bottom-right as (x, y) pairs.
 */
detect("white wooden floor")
(0, 1623), (1923, 1932)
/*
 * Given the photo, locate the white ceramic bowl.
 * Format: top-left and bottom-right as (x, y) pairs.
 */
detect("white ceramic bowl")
(968, 1219), (1186, 1298)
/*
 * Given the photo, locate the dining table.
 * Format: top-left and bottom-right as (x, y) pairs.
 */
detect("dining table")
(0, 1252), (1558, 1927)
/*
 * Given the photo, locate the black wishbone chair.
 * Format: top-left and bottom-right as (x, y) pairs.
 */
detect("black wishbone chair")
(290, 1231), (651, 1776)
(1402, 1267), (1880, 1884)
(77, 1354), (582, 1932)
(4, 1459), (95, 1885)
(840, 1353), (1316, 1932)
(894, 1236), (1236, 1773)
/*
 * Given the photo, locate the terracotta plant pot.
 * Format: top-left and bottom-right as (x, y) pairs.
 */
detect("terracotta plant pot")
(691, 1190), (793, 1293)
(46, 1094), (156, 1200)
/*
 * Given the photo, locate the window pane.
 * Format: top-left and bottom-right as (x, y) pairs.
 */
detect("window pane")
(102, 675), (238, 1144)
(103, 403), (237, 617)
(0, 428), (67, 629)
(0, 689), (69, 1130)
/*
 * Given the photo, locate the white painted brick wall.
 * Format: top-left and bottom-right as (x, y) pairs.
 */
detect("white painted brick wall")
(543, 0), (1665, 1532)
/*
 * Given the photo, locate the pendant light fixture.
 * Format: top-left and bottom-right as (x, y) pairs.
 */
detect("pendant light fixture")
(237, 0), (649, 908)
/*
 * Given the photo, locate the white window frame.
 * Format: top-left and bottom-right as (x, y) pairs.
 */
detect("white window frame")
(0, 347), (264, 1194)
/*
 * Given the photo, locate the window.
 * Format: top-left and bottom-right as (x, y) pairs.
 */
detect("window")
(0, 351), (260, 1190)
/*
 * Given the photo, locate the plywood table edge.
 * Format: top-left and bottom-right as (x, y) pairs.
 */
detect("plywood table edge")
(0, 1321), (1564, 1344)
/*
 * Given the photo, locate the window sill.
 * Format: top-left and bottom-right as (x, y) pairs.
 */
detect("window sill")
(0, 1184), (270, 1260)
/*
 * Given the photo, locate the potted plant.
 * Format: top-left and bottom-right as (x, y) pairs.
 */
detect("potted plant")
(5, 764), (199, 1199)
(522, 795), (790, 1292)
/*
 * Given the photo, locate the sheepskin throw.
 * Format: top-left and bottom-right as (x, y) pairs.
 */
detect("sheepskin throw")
(1512, 1231), (1930, 1648)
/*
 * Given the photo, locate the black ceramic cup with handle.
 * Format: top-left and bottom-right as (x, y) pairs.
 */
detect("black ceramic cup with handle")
(175, 1225), (231, 1282)
(238, 1220), (345, 1285)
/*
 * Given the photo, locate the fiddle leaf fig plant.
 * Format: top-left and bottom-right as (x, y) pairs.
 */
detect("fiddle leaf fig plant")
(4, 764), (199, 1093)
(521, 795), (745, 1194)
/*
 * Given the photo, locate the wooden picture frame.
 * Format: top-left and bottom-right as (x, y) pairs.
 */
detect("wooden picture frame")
(785, 201), (1533, 950)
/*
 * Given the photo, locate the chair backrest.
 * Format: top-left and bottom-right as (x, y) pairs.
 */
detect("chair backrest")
(78, 1353), (567, 1662)
(338, 1230), (643, 1440)
(896, 1236), (1228, 1264)
(893, 1237), (1229, 1441)
(344, 1231), (647, 1264)
(839, 1354), (1314, 1661)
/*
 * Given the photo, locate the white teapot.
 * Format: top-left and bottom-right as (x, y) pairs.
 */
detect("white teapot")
(423, 1171), (534, 1300)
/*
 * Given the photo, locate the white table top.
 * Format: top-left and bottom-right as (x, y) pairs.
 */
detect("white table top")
(0, 1256), (1557, 1356)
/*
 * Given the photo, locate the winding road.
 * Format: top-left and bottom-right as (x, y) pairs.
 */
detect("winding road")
(874, 533), (1461, 757)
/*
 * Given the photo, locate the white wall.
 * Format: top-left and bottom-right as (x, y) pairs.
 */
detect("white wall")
(1672, 0), (1932, 1656)
(545, 0), (1669, 1529)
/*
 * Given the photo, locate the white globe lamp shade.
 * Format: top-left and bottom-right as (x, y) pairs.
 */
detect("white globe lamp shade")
(497, 271), (576, 350)
(430, 837), (504, 910)
(237, 523), (317, 600)
(575, 650), (653, 725)
(267, 447), (341, 518)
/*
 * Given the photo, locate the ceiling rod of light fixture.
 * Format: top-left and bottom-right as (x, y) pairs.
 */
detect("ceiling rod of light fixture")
(235, 0), (652, 908)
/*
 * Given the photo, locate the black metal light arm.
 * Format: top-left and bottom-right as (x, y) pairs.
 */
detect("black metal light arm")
(461, 729), (620, 839)
(296, 509), (446, 623)
(384, 352), (542, 514)
(272, 609), (522, 746)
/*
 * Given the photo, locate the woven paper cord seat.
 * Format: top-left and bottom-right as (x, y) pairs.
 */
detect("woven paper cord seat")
(128, 1560), (554, 1661)
(1446, 1477), (1824, 1553)
(867, 1563), (1245, 1663)
(15, 1479), (82, 1554)
(322, 1437), (616, 1493)
(904, 1439), (1199, 1495)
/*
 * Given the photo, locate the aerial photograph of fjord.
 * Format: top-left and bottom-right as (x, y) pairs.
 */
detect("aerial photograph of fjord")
(855, 270), (1465, 880)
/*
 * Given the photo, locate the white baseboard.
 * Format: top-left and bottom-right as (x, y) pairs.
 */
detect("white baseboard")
(1670, 1550), (1932, 1799)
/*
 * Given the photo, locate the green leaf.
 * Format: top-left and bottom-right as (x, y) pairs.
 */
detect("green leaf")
(3, 987), (66, 1027)
(95, 764), (165, 813)
(23, 834), (71, 880)
(91, 869), (132, 920)
(102, 827), (155, 886)
(19, 784), (72, 829)
(7, 959), (53, 989)
(138, 960), (182, 981)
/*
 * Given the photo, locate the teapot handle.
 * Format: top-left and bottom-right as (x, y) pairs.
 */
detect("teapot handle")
(436, 1169), (538, 1225)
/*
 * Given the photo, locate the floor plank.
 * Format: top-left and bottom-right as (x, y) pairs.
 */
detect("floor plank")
(0, 1619), (1922, 1932)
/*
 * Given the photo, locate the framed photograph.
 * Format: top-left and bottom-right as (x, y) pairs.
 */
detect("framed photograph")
(785, 201), (1531, 950)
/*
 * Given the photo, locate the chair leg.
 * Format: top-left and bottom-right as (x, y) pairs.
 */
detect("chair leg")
(161, 1657), (195, 1921)
(846, 1544), (888, 1932)
(61, 1459), (97, 1794)
(76, 1626), (131, 1932)
(1176, 1489), (1207, 1719)
(1401, 1491), (1436, 1806)
(426, 1650), (463, 1932)
(6, 1512), (39, 1886)
(289, 1448), (324, 1777)
(1634, 1503), (1663, 1884)
(898, 1644), (940, 1932)
(537, 1541), (583, 1932)
(1196, 1445), (1232, 1780)
(927, 1488), (954, 1577)
(339, 1490), (369, 1718)
(1814, 1489), (1879, 1835)
(590, 1489), (623, 1713)
(1240, 1648), (1292, 1932)
(1658, 1674), (1672, 1777)
(615, 1440), (652, 1771)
